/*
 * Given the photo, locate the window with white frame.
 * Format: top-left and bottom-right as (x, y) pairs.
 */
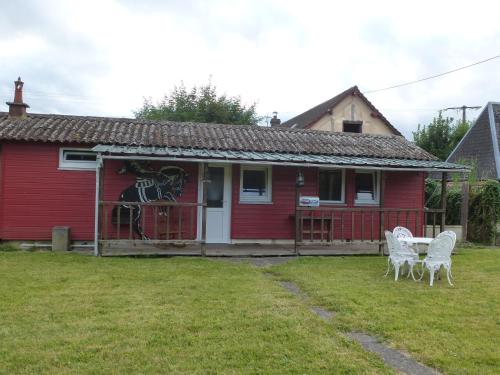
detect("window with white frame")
(354, 170), (379, 204)
(240, 165), (272, 203)
(59, 148), (97, 170)
(318, 169), (344, 203)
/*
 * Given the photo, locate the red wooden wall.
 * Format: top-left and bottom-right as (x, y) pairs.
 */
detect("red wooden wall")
(0, 141), (425, 242)
(1, 142), (97, 240)
(231, 167), (425, 240)
(0, 142), (198, 241)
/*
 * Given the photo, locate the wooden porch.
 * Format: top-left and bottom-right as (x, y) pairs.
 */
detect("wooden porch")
(97, 201), (447, 256)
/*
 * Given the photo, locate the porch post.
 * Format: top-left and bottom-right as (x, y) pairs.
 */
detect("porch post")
(294, 185), (300, 255)
(460, 173), (469, 241)
(440, 172), (448, 232)
(93, 153), (103, 256)
(201, 163), (208, 256)
(378, 171), (386, 255)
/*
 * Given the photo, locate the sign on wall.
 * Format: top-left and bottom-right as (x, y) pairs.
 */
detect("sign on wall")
(299, 196), (320, 207)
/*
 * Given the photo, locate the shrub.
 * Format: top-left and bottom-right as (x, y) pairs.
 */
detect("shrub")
(468, 180), (500, 244)
(0, 243), (19, 252)
(424, 179), (462, 225)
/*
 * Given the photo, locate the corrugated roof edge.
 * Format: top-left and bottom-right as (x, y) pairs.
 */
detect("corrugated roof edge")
(92, 145), (470, 172)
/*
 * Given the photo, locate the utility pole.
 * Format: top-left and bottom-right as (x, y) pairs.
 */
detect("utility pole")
(442, 105), (481, 124)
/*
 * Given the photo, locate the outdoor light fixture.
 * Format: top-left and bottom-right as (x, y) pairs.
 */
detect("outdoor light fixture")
(296, 169), (304, 187)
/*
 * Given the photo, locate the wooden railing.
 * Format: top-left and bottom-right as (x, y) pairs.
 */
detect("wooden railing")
(295, 207), (445, 248)
(99, 201), (205, 244)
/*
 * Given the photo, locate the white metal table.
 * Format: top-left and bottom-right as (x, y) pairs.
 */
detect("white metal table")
(398, 237), (433, 254)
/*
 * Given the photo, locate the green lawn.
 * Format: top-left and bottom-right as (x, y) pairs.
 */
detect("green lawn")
(1, 249), (498, 374)
(271, 248), (500, 375)
(0, 251), (388, 374)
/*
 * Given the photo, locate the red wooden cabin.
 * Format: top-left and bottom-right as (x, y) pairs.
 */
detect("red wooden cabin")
(0, 79), (468, 256)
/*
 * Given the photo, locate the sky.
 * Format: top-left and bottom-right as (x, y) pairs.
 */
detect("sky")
(1, 0), (499, 138)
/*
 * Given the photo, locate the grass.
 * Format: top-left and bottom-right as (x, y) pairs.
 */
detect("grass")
(271, 248), (500, 375)
(1, 249), (498, 374)
(0, 251), (389, 374)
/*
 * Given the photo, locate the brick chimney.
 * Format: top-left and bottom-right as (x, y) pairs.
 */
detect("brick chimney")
(6, 77), (29, 118)
(270, 111), (281, 126)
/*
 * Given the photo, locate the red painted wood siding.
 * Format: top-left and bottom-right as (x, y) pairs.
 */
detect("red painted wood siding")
(0, 140), (425, 242)
(231, 167), (425, 239)
(0, 142), (199, 241)
(1, 142), (97, 240)
(231, 165), (318, 239)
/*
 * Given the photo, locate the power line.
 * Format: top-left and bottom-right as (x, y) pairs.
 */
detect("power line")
(363, 53), (500, 94)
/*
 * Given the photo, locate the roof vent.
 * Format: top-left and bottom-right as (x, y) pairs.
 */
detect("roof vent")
(6, 77), (29, 118)
(270, 111), (281, 126)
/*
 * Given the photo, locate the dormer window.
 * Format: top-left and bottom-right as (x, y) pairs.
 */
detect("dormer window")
(343, 120), (362, 133)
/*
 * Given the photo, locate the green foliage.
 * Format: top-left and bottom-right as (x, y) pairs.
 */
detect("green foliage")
(413, 115), (471, 160)
(0, 243), (19, 252)
(424, 178), (462, 224)
(468, 180), (500, 244)
(135, 81), (261, 125)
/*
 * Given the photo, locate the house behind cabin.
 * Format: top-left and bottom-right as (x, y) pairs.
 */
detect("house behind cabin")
(278, 86), (401, 136)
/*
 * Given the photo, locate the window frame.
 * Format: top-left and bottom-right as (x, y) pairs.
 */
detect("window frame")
(59, 148), (98, 170)
(318, 168), (345, 204)
(354, 169), (380, 205)
(239, 165), (272, 204)
(342, 120), (363, 133)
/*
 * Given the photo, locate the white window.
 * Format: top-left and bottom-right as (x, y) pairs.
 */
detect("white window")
(240, 165), (272, 203)
(319, 169), (345, 203)
(354, 170), (380, 205)
(59, 148), (97, 170)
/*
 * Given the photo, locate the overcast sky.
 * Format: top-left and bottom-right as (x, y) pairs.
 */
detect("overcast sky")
(1, 0), (499, 138)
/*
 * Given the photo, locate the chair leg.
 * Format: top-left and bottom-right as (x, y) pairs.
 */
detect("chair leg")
(394, 264), (400, 281)
(446, 267), (454, 286)
(384, 258), (391, 277)
(410, 264), (419, 281)
(418, 263), (426, 281)
(429, 269), (435, 286)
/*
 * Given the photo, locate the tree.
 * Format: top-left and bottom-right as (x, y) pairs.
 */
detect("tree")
(413, 114), (471, 160)
(135, 81), (261, 125)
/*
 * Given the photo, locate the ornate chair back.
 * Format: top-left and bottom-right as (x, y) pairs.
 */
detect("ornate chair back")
(393, 226), (415, 253)
(385, 231), (406, 256)
(385, 231), (396, 256)
(393, 226), (413, 240)
(427, 235), (454, 263)
(437, 230), (457, 249)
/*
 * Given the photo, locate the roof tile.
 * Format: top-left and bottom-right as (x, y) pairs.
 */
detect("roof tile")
(0, 112), (436, 160)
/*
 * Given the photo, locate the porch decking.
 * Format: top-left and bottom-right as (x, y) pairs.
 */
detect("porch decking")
(100, 242), (381, 257)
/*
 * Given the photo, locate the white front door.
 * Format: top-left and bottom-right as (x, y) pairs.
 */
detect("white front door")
(205, 165), (231, 243)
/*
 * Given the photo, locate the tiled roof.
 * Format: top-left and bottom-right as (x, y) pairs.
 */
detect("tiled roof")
(0, 112), (435, 160)
(280, 86), (402, 136)
(447, 102), (500, 179)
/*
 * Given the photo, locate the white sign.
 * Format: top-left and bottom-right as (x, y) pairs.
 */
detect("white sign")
(299, 196), (320, 207)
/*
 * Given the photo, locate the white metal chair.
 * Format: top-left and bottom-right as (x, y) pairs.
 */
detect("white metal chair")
(439, 230), (457, 248)
(384, 231), (420, 281)
(393, 226), (418, 253)
(419, 234), (454, 286)
(436, 230), (457, 278)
